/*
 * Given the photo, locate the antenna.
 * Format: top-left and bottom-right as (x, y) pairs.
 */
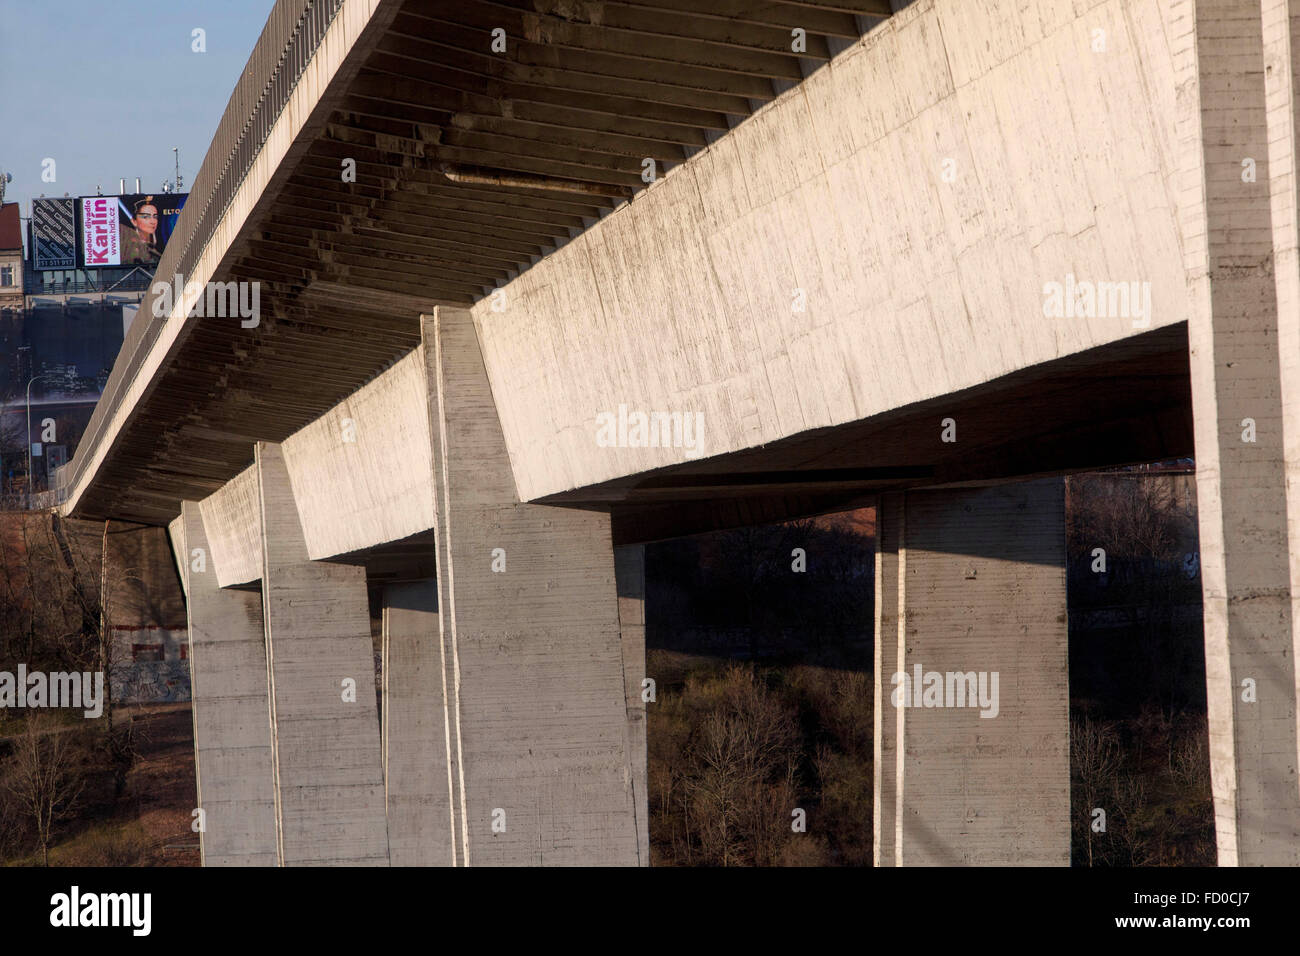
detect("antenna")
(173, 147), (183, 192)
(0, 171), (11, 205)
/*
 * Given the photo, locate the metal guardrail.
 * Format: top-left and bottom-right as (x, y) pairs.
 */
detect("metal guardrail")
(60, 0), (343, 506)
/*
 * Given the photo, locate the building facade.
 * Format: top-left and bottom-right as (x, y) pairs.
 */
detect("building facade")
(0, 204), (23, 312)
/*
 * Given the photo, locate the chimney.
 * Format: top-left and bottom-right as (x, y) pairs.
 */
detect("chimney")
(135, 177), (141, 193)
(119, 178), (125, 194)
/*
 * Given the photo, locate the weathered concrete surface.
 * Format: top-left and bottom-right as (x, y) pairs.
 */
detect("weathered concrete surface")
(613, 544), (649, 866)
(257, 441), (390, 866)
(200, 465), (262, 588)
(874, 480), (1069, 866)
(171, 501), (278, 866)
(282, 349), (435, 561)
(425, 306), (638, 866)
(1184, 0), (1300, 865)
(381, 580), (453, 866)
(474, 0), (1194, 502)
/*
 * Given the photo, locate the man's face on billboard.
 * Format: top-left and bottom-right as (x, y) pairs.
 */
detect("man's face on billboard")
(135, 205), (159, 238)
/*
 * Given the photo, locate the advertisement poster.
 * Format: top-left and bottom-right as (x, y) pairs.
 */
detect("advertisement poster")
(80, 195), (120, 267)
(79, 193), (187, 269)
(31, 197), (77, 270)
(115, 193), (187, 267)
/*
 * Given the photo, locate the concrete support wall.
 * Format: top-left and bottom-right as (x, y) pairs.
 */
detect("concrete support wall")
(256, 441), (390, 866)
(1183, 0), (1300, 865)
(171, 501), (277, 866)
(874, 480), (1069, 866)
(381, 580), (453, 866)
(424, 306), (639, 866)
(614, 544), (649, 865)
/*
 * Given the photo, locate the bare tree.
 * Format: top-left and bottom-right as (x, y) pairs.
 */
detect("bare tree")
(1071, 715), (1122, 866)
(5, 714), (85, 865)
(1171, 716), (1210, 797)
(1111, 772), (1152, 866)
(682, 665), (801, 866)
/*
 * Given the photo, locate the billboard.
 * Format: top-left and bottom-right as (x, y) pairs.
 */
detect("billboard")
(31, 198), (77, 270)
(79, 193), (188, 269)
(80, 196), (119, 267)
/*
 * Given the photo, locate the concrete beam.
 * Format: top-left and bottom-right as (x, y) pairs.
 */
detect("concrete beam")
(200, 465), (262, 589)
(171, 501), (278, 866)
(381, 580), (453, 866)
(281, 348), (436, 561)
(424, 306), (639, 865)
(473, 0), (1196, 503)
(256, 441), (390, 866)
(874, 480), (1070, 866)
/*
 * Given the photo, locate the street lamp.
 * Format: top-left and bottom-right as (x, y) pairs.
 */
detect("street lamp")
(26, 372), (54, 508)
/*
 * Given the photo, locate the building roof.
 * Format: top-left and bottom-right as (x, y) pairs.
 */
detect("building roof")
(0, 203), (21, 252)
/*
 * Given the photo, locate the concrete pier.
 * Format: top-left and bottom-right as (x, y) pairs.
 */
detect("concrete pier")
(1185, 0), (1300, 865)
(873, 494), (904, 867)
(874, 480), (1070, 866)
(170, 502), (278, 866)
(614, 544), (650, 866)
(424, 307), (639, 866)
(257, 441), (390, 866)
(381, 580), (452, 866)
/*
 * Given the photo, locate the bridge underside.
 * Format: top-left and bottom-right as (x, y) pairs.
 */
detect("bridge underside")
(67, 0), (894, 525)
(65, 0), (1300, 866)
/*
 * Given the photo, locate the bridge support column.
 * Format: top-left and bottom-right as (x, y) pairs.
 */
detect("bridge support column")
(614, 543), (650, 865)
(1184, 0), (1300, 865)
(170, 502), (278, 866)
(256, 441), (390, 866)
(873, 480), (1070, 866)
(423, 306), (639, 866)
(381, 579), (453, 866)
(873, 494), (903, 868)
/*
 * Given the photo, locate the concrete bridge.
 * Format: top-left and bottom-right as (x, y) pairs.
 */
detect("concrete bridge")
(58, 0), (1300, 865)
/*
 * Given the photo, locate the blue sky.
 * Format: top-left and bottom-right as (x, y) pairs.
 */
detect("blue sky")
(0, 0), (275, 223)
